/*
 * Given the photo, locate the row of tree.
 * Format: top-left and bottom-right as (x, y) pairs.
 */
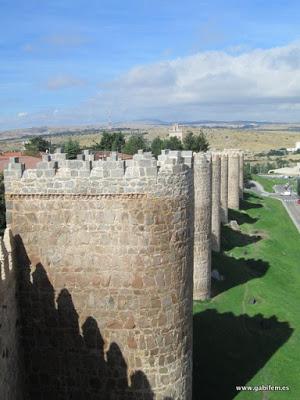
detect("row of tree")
(92, 130), (209, 156)
(24, 137), (82, 159)
(24, 130), (209, 159)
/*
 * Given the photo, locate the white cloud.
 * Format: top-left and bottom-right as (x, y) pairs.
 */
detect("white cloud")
(6, 41), (300, 130)
(17, 112), (28, 118)
(46, 75), (86, 90)
(93, 41), (300, 121)
(46, 34), (88, 48)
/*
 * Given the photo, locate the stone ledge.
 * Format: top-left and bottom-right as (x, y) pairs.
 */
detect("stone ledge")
(5, 193), (149, 200)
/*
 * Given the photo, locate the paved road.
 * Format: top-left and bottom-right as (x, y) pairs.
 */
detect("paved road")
(249, 181), (300, 233)
(248, 180), (270, 196)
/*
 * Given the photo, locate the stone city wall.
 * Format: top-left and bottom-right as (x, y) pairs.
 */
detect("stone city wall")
(220, 153), (228, 224)
(239, 151), (244, 200)
(2, 146), (244, 399)
(193, 153), (212, 300)
(227, 150), (240, 210)
(4, 150), (193, 400)
(211, 153), (221, 252)
(0, 228), (23, 400)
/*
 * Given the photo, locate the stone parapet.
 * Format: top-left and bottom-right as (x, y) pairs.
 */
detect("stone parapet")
(4, 149), (192, 199)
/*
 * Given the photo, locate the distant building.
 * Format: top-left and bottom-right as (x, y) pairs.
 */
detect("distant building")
(286, 142), (300, 152)
(94, 151), (133, 160)
(268, 162), (300, 176)
(168, 123), (187, 141)
(0, 152), (41, 172)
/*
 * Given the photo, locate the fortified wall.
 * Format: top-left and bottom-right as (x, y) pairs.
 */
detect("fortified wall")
(2, 146), (244, 399)
(4, 150), (193, 400)
(227, 150), (240, 210)
(193, 153), (211, 300)
(0, 228), (22, 400)
(211, 153), (221, 253)
(220, 153), (228, 224)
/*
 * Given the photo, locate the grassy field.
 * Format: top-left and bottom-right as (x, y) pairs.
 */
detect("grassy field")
(2, 125), (300, 153)
(193, 192), (300, 399)
(253, 175), (296, 193)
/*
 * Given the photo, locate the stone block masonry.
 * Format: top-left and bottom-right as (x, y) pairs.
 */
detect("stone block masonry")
(227, 150), (240, 210)
(211, 153), (221, 252)
(4, 150), (193, 400)
(193, 153), (212, 300)
(0, 228), (23, 400)
(220, 153), (228, 224)
(239, 151), (244, 200)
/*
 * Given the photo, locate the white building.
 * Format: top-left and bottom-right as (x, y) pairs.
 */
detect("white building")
(268, 162), (300, 176)
(168, 123), (187, 141)
(286, 142), (300, 152)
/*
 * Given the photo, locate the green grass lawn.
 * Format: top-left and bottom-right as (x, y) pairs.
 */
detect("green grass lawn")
(193, 192), (300, 399)
(253, 175), (295, 193)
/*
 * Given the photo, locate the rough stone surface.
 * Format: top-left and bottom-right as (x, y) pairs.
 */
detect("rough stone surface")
(220, 153), (228, 224)
(193, 153), (212, 300)
(4, 150), (193, 400)
(228, 220), (240, 231)
(0, 228), (23, 400)
(227, 150), (240, 210)
(239, 151), (244, 200)
(211, 153), (221, 252)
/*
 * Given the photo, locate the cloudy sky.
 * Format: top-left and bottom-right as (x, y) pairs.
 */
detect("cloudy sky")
(2, 0), (300, 129)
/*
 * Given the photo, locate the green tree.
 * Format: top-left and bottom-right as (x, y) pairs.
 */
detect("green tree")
(244, 163), (252, 185)
(0, 173), (6, 235)
(24, 136), (51, 155)
(276, 158), (289, 168)
(193, 131), (209, 152)
(99, 131), (114, 150)
(63, 139), (81, 159)
(297, 178), (300, 197)
(122, 135), (149, 155)
(183, 131), (209, 152)
(163, 136), (183, 150)
(111, 132), (125, 152)
(92, 131), (125, 152)
(151, 137), (165, 157)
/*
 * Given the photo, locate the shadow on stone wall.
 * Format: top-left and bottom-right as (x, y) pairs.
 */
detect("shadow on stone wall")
(15, 235), (163, 400)
(193, 309), (293, 400)
(211, 252), (269, 297)
(0, 234), (23, 400)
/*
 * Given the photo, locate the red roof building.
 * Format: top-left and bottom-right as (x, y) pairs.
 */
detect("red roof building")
(0, 152), (42, 172)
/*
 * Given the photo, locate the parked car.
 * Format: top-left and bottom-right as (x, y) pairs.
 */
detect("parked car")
(297, 199), (300, 205)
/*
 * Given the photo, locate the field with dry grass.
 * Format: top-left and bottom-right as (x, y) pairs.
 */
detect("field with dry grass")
(2, 124), (300, 154)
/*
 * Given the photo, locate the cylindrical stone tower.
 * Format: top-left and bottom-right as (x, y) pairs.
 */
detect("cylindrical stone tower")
(193, 152), (212, 300)
(4, 150), (193, 400)
(211, 152), (221, 252)
(239, 151), (244, 200)
(220, 152), (228, 224)
(227, 150), (240, 210)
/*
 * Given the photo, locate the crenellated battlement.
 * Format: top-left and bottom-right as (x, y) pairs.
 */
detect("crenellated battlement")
(2, 146), (244, 400)
(4, 149), (193, 198)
